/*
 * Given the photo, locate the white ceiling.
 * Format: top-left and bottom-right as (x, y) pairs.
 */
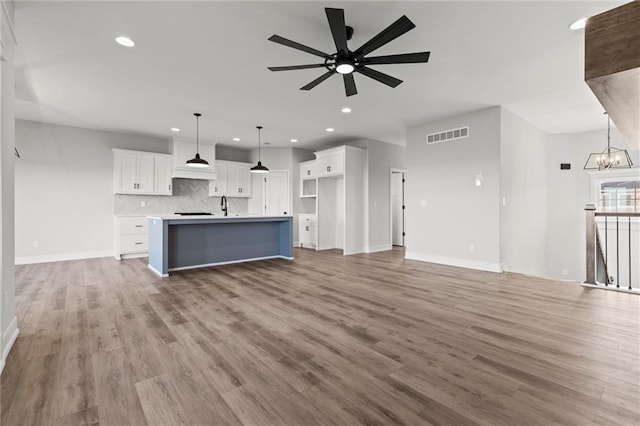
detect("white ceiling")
(13, 0), (626, 151)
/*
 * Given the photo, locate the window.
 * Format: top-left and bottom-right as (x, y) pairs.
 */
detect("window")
(598, 179), (639, 212)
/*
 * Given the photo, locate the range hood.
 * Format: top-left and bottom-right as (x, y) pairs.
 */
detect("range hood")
(170, 137), (217, 180)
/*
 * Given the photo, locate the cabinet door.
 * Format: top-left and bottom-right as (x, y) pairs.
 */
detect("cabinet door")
(115, 152), (138, 193)
(136, 154), (156, 194)
(226, 163), (241, 196)
(209, 162), (227, 196)
(237, 163), (251, 197)
(300, 161), (316, 179)
(317, 152), (344, 176)
(154, 155), (173, 195)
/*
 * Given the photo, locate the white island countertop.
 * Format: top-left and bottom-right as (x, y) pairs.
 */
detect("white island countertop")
(147, 214), (293, 221)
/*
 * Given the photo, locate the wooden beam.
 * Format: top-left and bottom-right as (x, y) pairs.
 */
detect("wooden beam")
(585, 1), (640, 150)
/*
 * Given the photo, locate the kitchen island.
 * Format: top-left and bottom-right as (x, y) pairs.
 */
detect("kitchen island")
(147, 215), (293, 277)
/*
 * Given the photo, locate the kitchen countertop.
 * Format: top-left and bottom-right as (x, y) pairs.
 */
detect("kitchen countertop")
(148, 214), (293, 220)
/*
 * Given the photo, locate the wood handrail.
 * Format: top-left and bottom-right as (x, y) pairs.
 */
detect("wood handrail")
(594, 212), (640, 218)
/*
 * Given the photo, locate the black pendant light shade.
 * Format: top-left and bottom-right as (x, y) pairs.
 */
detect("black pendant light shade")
(186, 113), (210, 168)
(584, 113), (633, 170)
(250, 126), (269, 173)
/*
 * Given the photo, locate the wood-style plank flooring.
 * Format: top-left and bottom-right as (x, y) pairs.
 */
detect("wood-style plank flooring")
(2, 247), (639, 425)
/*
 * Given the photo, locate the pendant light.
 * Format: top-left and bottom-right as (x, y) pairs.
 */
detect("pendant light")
(186, 112), (209, 168)
(250, 125), (269, 173)
(584, 113), (633, 170)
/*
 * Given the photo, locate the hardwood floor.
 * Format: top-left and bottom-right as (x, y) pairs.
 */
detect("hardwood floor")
(2, 247), (639, 425)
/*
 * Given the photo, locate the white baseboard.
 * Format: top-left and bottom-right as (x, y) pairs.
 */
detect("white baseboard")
(366, 244), (392, 253)
(405, 251), (503, 273)
(1, 316), (19, 375)
(15, 250), (113, 265)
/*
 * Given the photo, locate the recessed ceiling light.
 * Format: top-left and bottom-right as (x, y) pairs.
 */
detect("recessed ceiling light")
(569, 17), (588, 30)
(326, 128), (334, 132)
(341, 107), (352, 113)
(115, 36), (135, 47)
(170, 127), (180, 132)
(290, 139), (298, 143)
(233, 137), (240, 141)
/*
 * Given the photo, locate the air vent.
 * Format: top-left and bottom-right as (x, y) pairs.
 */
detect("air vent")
(426, 126), (469, 144)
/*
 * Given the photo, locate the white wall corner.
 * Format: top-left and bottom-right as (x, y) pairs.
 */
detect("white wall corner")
(366, 244), (392, 254)
(405, 251), (503, 273)
(1, 316), (19, 375)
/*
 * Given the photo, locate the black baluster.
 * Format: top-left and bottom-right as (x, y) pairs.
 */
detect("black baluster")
(616, 216), (620, 288)
(605, 216), (608, 286)
(629, 216), (632, 291)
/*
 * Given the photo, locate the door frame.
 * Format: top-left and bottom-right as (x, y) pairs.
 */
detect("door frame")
(389, 168), (406, 247)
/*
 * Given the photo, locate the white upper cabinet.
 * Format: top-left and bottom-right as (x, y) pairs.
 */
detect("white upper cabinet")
(113, 149), (173, 195)
(153, 155), (173, 195)
(316, 149), (345, 177)
(208, 160), (252, 198)
(170, 138), (217, 180)
(300, 160), (317, 179)
(209, 162), (228, 196)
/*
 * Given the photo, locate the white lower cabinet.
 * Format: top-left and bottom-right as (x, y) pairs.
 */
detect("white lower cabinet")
(115, 216), (148, 259)
(298, 214), (317, 249)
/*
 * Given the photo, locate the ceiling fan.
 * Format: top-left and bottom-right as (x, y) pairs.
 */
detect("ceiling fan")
(267, 8), (431, 97)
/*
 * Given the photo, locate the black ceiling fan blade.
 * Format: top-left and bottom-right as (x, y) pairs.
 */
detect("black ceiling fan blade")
(325, 8), (349, 57)
(356, 66), (403, 88)
(354, 15), (416, 58)
(363, 51), (430, 65)
(343, 73), (357, 97)
(268, 35), (330, 59)
(300, 70), (336, 90)
(268, 64), (327, 72)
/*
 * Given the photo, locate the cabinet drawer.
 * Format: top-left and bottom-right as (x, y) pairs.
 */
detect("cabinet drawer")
(120, 234), (148, 253)
(119, 217), (148, 234)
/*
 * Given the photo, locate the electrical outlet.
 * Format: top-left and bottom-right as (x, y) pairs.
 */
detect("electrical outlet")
(562, 269), (569, 276)
(32, 240), (39, 248)
(469, 243), (475, 252)
(141, 200), (146, 207)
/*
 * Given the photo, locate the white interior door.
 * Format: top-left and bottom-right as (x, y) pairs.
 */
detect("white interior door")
(264, 171), (290, 216)
(392, 172), (405, 246)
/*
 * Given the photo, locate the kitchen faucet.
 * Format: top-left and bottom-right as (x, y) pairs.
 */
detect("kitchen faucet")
(221, 195), (228, 216)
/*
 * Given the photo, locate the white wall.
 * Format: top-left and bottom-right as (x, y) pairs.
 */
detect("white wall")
(500, 108), (548, 276)
(1, 0), (18, 373)
(15, 120), (168, 263)
(364, 139), (406, 252)
(406, 107), (502, 272)
(546, 128), (639, 282)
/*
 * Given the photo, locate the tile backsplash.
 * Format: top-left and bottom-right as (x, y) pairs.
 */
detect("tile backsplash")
(114, 178), (249, 215)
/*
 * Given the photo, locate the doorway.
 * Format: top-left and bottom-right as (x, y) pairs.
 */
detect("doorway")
(263, 170), (290, 215)
(390, 169), (406, 247)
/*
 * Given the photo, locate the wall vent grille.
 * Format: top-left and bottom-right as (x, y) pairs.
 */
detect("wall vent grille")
(426, 126), (469, 144)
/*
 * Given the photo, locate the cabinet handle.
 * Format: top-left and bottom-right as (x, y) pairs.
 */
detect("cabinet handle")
(307, 170), (310, 175)
(169, 184), (171, 191)
(305, 226), (309, 231)
(135, 225), (143, 228)
(134, 242), (143, 245)
(327, 166), (331, 172)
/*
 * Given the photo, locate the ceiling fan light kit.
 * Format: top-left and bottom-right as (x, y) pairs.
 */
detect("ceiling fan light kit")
(268, 7), (431, 97)
(186, 112), (210, 168)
